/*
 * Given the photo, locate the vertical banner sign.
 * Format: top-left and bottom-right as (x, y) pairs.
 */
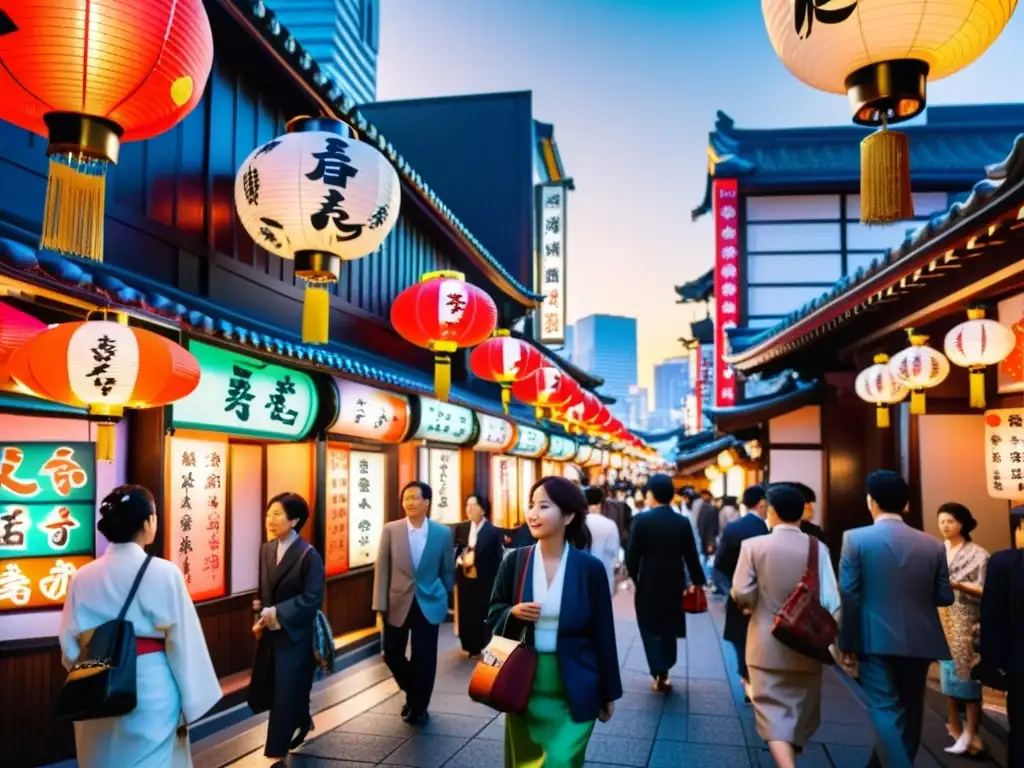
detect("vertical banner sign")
(324, 445), (350, 577)
(985, 409), (1024, 499)
(698, 344), (715, 430)
(713, 178), (740, 407)
(167, 437), (228, 602)
(490, 455), (519, 529)
(537, 184), (567, 345)
(428, 448), (461, 525)
(349, 451), (385, 568)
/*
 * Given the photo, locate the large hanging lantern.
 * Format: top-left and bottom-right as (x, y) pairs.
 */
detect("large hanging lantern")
(468, 330), (543, 413)
(563, 390), (602, 434)
(6, 318), (200, 460)
(888, 332), (950, 415)
(855, 354), (908, 428)
(391, 271), (497, 401)
(943, 308), (1015, 409)
(512, 366), (582, 421)
(0, 300), (47, 386)
(761, 0), (1017, 224)
(0, 0), (214, 260)
(235, 117), (400, 344)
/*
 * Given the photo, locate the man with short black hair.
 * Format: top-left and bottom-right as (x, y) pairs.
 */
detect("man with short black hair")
(584, 486), (620, 595)
(791, 482), (825, 544)
(838, 470), (953, 767)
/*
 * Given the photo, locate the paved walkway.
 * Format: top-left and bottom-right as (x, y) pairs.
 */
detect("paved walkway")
(215, 590), (999, 768)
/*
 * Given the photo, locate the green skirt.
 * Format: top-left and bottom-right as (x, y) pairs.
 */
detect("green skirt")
(505, 653), (596, 768)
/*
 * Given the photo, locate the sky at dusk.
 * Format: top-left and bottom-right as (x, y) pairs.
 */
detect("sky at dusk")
(376, 0), (1024, 392)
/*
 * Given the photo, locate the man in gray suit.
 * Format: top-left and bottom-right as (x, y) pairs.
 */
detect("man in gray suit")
(837, 470), (953, 768)
(372, 481), (455, 724)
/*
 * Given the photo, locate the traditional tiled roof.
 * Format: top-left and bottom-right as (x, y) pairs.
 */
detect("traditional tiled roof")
(709, 379), (819, 435)
(534, 120), (575, 189)
(676, 434), (736, 472)
(232, 0), (542, 306)
(680, 316), (715, 347)
(675, 269), (713, 303)
(634, 426), (685, 444)
(691, 105), (1024, 220)
(725, 133), (1024, 373)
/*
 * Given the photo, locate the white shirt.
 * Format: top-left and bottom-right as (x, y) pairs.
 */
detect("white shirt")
(772, 523), (841, 615)
(276, 529), (298, 564)
(532, 544), (570, 653)
(407, 517), (429, 571)
(468, 519), (485, 549)
(586, 511), (619, 595)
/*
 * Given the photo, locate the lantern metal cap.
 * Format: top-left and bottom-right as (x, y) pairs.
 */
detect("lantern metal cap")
(286, 116), (354, 138)
(43, 112), (124, 164)
(493, 329), (510, 338)
(872, 353), (889, 364)
(295, 250), (341, 282)
(421, 270), (465, 282)
(845, 59), (929, 127)
(967, 308), (986, 321)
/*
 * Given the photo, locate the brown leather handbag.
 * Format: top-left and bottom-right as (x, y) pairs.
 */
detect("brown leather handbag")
(468, 547), (536, 714)
(682, 586), (708, 614)
(772, 536), (837, 664)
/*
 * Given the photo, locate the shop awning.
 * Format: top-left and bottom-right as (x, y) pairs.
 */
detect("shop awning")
(676, 434), (737, 475)
(709, 378), (820, 435)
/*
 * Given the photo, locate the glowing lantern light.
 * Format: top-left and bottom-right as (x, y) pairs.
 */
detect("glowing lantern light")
(888, 333), (950, 416)
(0, 300), (46, 387)
(717, 450), (735, 469)
(0, 0), (214, 261)
(235, 117), (400, 344)
(761, 0), (1017, 224)
(943, 308), (1015, 409)
(6, 318), (200, 460)
(855, 353), (908, 427)
(469, 330), (543, 413)
(391, 271), (497, 401)
(705, 465), (722, 482)
(512, 366), (582, 421)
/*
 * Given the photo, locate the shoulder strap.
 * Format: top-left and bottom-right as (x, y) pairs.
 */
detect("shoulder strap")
(805, 538), (820, 595)
(516, 546), (533, 603)
(117, 554), (154, 622)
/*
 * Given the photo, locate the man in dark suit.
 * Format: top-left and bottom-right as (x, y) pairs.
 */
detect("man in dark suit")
(838, 471), (953, 767)
(714, 484), (769, 702)
(625, 474), (705, 692)
(792, 482), (825, 543)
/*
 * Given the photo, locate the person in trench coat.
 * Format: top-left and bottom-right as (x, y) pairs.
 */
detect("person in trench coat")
(248, 493), (326, 763)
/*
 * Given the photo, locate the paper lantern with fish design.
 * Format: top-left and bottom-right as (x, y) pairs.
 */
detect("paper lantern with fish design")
(943, 308), (1015, 409)
(469, 330), (543, 413)
(888, 332), (949, 415)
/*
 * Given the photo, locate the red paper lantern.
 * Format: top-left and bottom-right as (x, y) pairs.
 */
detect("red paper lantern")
(0, 300), (47, 386)
(469, 330), (543, 413)
(513, 367), (582, 421)
(0, 0), (214, 261)
(391, 270), (497, 401)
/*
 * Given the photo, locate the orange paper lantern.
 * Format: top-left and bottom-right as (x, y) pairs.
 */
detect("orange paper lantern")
(0, 300), (46, 386)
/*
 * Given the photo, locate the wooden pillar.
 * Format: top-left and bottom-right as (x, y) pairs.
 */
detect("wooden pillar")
(128, 407), (167, 557)
(820, 374), (870, 560)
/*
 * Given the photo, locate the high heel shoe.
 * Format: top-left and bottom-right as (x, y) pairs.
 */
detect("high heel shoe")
(289, 717), (315, 750)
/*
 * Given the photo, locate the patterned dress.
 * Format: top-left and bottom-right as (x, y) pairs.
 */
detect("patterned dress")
(938, 540), (989, 700)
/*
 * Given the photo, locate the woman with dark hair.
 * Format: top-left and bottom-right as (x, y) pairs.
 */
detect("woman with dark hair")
(248, 493), (326, 764)
(487, 475), (621, 766)
(935, 501), (989, 756)
(59, 485), (221, 767)
(454, 493), (502, 658)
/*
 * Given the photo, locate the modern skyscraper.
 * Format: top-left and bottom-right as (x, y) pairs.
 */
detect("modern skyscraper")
(574, 315), (638, 421)
(270, 0), (379, 106)
(625, 385), (649, 430)
(654, 357), (691, 413)
(561, 325), (574, 362)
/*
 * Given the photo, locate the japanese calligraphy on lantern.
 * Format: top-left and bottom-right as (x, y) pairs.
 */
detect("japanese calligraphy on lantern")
(425, 448), (461, 525)
(511, 426), (547, 458)
(324, 444), (350, 577)
(167, 437), (227, 602)
(713, 178), (740, 408)
(412, 397), (475, 445)
(173, 342), (318, 440)
(985, 409), (1024, 499)
(490, 455), (519, 529)
(473, 413), (515, 453)
(349, 451), (384, 568)
(536, 183), (567, 345)
(574, 444), (594, 464)
(328, 379), (410, 443)
(0, 555), (92, 612)
(0, 442), (96, 560)
(545, 436), (576, 462)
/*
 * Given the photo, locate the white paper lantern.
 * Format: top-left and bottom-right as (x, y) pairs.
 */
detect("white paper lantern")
(234, 116), (401, 343)
(855, 353), (908, 428)
(888, 333), (950, 415)
(943, 308), (1015, 409)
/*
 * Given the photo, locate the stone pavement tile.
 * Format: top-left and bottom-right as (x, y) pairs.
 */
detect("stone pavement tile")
(475, 715), (505, 741)
(380, 734), (467, 768)
(288, 756), (377, 767)
(648, 740), (752, 768)
(420, 692), (495, 719)
(442, 738), (503, 768)
(370, 693), (408, 716)
(809, 721), (876, 747)
(620, 670), (664, 692)
(594, 706), (661, 739)
(584, 734), (653, 767)
(686, 660), (729, 681)
(337, 712), (418, 739)
(825, 744), (874, 768)
(739, 711), (767, 749)
(748, 744), (832, 767)
(655, 712), (688, 742)
(417, 713), (492, 739)
(689, 680), (740, 716)
(687, 713), (746, 746)
(617, 689), (668, 713)
(298, 731), (407, 763)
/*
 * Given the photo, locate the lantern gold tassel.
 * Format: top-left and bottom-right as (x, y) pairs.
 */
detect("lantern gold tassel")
(501, 387), (511, 414)
(860, 122), (914, 225)
(434, 354), (452, 402)
(876, 405), (890, 429)
(910, 390), (926, 415)
(301, 282), (331, 345)
(41, 154), (108, 261)
(969, 368), (986, 409)
(95, 422), (116, 463)
(535, 406), (544, 421)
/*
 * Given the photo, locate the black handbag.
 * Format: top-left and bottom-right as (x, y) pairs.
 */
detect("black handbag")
(54, 554), (154, 721)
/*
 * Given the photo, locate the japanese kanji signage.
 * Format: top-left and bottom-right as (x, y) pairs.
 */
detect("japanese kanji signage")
(574, 444), (594, 464)
(173, 342), (318, 440)
(985, 409), (1024, 499)
(324, 444), (350, 577)
(473, 413), (516, 453)
(0, 442), (96, 560)
(545, 435), (576, 461)
(713, 178), (740, 408)
(510, 425), (547, 458)
(425, 448), (461, 526)
(519, 459), (537, 516)
(536, 183), (567, 345)
(329, 379), (410, 443)
(412, 397), (475, 445)
(349, 451), (384, 568)
(0, 555), (92, 612)
(167, 437), (227, 602)
(490, 455), (519, 529)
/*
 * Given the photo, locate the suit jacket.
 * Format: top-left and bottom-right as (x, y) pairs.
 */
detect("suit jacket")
(625, 505), (705, 637)
(372, 518), (454, 626)
(487, 545), (623, 723)
(838, 518), (953, 659)
(602, 499), (633, 547)
(454, 518), (502, 586)
(715, 513), (769, 642)
(696, 501), (720, 551)
(977, 548), (1024, 690)
(800, 520), (826, 544)
(502, 523), (534, 549)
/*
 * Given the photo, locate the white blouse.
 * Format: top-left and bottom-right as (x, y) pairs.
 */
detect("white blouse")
(531, 544), (569, 653)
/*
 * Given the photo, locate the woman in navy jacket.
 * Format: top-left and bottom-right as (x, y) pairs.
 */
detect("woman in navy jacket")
(487, 476), (622, 767)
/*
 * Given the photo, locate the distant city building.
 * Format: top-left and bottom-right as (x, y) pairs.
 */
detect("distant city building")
(654, 356), (690, 414)
(625, 385), (648, 431)
(563, 325), (574, 362)
(574, 314), (637, 421)
(272, 0), (379, 107)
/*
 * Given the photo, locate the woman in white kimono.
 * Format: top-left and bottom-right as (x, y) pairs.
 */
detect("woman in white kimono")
(59, 485), (222, 767)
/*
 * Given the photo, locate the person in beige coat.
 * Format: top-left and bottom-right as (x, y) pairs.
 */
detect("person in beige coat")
(732, 483), (840, 768)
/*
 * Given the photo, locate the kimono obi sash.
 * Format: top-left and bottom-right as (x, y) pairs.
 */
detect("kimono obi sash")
(136, 638), (165, 655)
